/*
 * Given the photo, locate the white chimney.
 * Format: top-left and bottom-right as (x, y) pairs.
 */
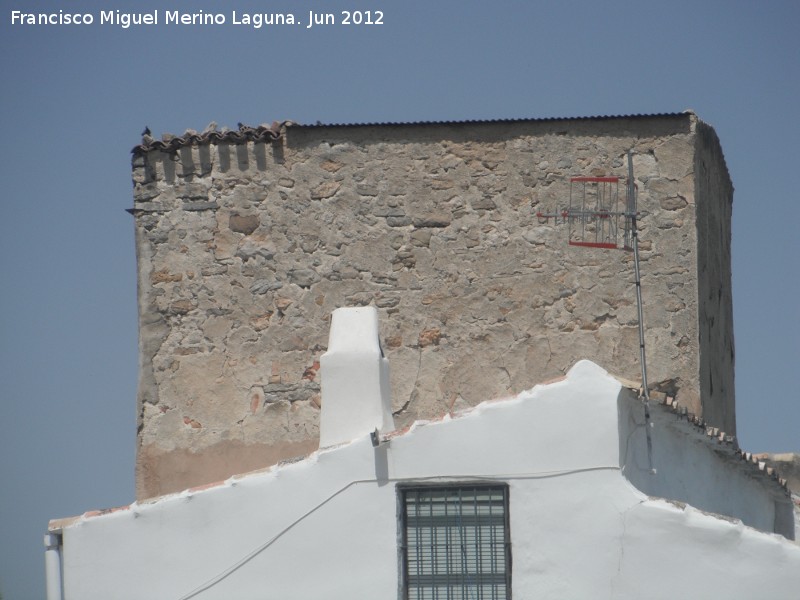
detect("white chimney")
(319, 307), (394, 448)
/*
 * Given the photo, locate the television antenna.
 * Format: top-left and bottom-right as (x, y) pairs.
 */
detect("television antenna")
(536, 151), (654, 473)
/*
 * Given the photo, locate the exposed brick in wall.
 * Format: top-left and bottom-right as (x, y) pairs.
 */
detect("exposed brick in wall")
(130, 113), (734, 499)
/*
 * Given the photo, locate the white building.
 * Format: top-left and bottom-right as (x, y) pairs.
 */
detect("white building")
(46, 308), (800, 599)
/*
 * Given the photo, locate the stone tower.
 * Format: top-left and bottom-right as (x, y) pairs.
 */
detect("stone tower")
(130, 112), (734, 499)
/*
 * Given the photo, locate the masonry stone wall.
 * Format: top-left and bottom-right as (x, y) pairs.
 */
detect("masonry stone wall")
(130, 113), (734, 499)
(694, 122), (736, 433)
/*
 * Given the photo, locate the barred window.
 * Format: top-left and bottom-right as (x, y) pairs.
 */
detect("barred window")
(399, 484), (511, 600)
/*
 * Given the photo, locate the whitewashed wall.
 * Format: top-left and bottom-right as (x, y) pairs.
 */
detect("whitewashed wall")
(620, 390), (794, 537)
(51, 361), (799, 599)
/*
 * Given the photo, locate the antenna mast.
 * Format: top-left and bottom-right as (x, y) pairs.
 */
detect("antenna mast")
(536, 150), (655, 472)
(626, 152), (654, 473)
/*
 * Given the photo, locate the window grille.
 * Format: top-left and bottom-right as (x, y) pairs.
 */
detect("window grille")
(399, 484), (511, 600)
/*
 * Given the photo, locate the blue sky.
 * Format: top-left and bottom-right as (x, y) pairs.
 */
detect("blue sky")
(1, 1), (798, 597)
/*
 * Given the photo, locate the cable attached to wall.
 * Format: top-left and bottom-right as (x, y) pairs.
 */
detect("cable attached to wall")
(626, 152), (656, 475)
(174, 466), (621, 599)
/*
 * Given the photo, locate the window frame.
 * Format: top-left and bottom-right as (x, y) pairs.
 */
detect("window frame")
(397, 482), (512, 600)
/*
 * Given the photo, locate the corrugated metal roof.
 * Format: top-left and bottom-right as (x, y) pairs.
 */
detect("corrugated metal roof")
(288, 111), (692, 129)
(132, 112), (694, 155)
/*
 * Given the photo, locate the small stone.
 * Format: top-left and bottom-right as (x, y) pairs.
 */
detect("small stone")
(229, 213), (260, 235)
(375, 295), (401, 308)
(150, 269), (183, 284)
(249, 280), (283, 295)
(392, 251), (416, 269)
(279, 335), (306, 352)
(237, 242), (275, 261)
(665, 300), (686, 312)
(385, 335), (403, 349)
(410, 230), (431, 247)
(345, 292), (373, 306)
(311, 181), (340, 200)
(275, 297), (293, 311)
(660, 196), (688, 211)
(288, 268), (320, 288)
(337, 265), (359, 280)
(421, 294), (440, 306)
(183, 201), (218, 212)
(175, 183), (208, 201)
(173, 347), (200, 355)
(201, 265), (228, 277)
(412, 212), (451, 228)
(430, 178), (455, 190)
(418, 328), (442, 347)
(387, 216), (412, 227)
(523, 227), (550, 245)
(251, 313), (274, 331)
(470, 196), (496, 210)
(356, 183), (379, 196)
(168, 300), (194, 315)
(321, 160), (343, 173)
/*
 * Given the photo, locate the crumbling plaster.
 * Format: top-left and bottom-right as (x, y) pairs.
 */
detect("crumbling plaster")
(131, 113), (735, 498)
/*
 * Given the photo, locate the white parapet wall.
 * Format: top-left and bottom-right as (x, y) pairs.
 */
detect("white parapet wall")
(47, 361), (800, 599)
(318, 306), (394, 448)
(619, 389), (795, 538)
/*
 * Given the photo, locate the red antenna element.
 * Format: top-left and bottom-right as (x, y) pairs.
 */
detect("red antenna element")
(536, 176), (637, 250)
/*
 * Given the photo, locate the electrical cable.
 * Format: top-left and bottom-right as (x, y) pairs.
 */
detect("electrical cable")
(175, 466), (621, 599)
